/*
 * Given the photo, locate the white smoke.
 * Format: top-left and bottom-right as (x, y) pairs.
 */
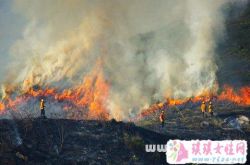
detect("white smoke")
(4, 0), (237, 119)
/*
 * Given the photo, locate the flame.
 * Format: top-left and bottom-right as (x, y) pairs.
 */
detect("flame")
(56, 66), (110, 120)
(26, 88), (56, 97)
(137, 85), (250, 120)
(55, 61), (110, 120)
(0, 81), (249, 120)
(0, 60), (110, 120)
(0, 101), (5, 113)
(218, 85), (250, 106)
(166, 85), (250, 107)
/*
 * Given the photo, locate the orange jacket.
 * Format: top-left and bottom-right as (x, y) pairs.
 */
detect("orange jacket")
(201, 103), (206, 112)
(40, 101), (45, 110)
(208, 104), (213, 113)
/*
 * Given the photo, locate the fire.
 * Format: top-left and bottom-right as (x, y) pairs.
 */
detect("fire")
(138, 85), (250, 119)
(0, 101), (5, 113)
(0, 60), (110, 120)
(218, 85), (250, 106)
(0, 81), (249, 120)
(56, 66), (110, 120)
(88, 71), (109, 120)
(26, 88), (56, 97)
(166, 85), (250, 107)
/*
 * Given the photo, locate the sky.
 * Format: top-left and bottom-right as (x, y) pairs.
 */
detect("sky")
(0, 0), (26, 78)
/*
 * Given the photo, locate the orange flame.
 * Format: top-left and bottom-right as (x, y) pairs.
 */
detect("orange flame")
(218, 85), (250, 106)
(0, 60), (110, 120)
(0, 77), (249, 120)
(0, 101), (5, 113)
(26, 87), (56, 97)
(54, 60), (110, 120)
(138, 85), (250, 120)
(166, 85), (250, 107)
(56, 67), (110, 120)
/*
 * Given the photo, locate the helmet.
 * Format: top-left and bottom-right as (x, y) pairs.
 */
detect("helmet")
(209, 102), (212, 104)
(41, 99), (44, 102)
(202, 101), (205, 104)
(161, 111), (164, 113)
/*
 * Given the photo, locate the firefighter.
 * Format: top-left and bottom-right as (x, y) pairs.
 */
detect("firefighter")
(200, 101), (206, 118)
(159, 111), (165, 128)
(40, 99), (45, 118)
(208, 101), (213, 116)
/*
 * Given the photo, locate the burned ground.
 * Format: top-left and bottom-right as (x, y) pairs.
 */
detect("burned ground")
(0, 118), (174, 165)
(137, 104), (250, 164)
(1, 105), (249, 164)
(137, 106), (250, 140)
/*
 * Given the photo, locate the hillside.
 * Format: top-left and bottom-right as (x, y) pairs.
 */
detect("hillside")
(216, 2), (250, 88)
(0, 118), (175, 165)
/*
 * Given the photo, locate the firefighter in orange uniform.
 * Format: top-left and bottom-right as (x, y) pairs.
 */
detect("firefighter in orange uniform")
(201, 101), (206, 118)
(208, 101), (213, 116)
(159, 111), (165, 128)
(40, 99), (45, 118)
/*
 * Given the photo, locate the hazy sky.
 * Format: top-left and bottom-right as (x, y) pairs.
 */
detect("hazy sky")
(0, 0), (26, 79)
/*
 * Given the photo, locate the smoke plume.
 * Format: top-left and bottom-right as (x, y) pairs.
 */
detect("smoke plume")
(2, 0), (238, 119)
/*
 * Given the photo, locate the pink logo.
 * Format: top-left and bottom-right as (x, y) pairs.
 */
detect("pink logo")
(167, 140), (189, 163)
(176, 142), (188, 162)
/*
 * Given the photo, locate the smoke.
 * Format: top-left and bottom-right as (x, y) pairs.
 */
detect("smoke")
(3, 0), (235, 119)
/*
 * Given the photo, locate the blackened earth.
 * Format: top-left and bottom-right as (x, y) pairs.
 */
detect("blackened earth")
(0, 118), (173, 165)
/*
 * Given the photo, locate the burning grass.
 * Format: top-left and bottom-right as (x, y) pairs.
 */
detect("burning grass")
(0, 84), (249, 120)
(137, 85), (250, 120)
(0, 62), (110, 120)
